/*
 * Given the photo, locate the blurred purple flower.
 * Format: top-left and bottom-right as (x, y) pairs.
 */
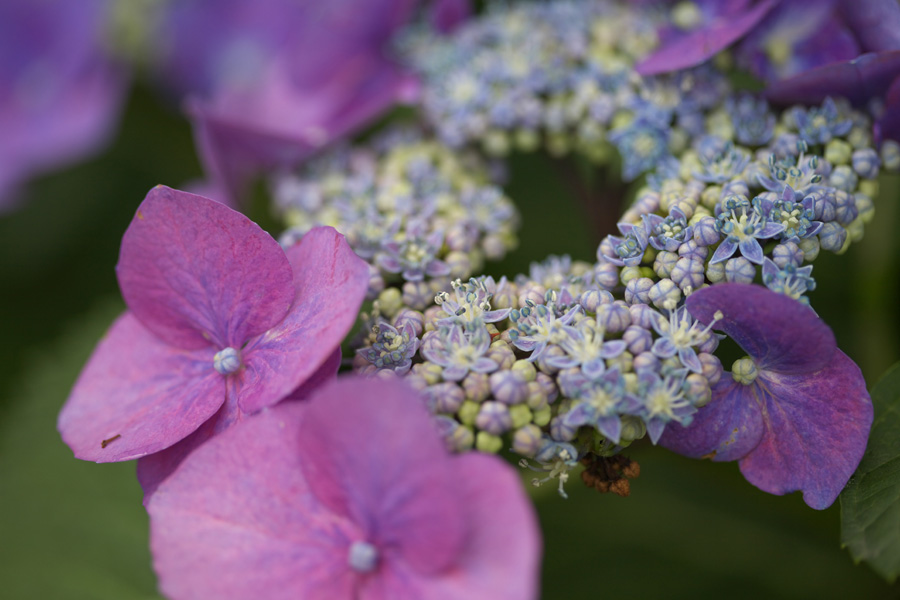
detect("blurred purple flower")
(638, 0), (900, 92)
(57, 186), (368, 467)
(148, 376), (541, 600)
(160, 0), (467, 203)
(660, 283), (873, 509)
(0, 0), (127, 210)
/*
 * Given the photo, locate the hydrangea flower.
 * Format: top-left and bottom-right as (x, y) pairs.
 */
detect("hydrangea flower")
(660, 283), (873, 509)
(0, 0), (127, 209)
(147, 376), (541, 600)
(57, 186), (369, 469)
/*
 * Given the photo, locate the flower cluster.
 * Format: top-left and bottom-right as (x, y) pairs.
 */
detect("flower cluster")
(402, 0), (730, 181)
(351, 92), (885, 502)
(272, 127), (519, 304)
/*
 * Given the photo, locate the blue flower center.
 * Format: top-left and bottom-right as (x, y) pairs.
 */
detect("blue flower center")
(213, 347), (241, 375)
(348, 540), (379, 573)
(732, 356), (759, 385)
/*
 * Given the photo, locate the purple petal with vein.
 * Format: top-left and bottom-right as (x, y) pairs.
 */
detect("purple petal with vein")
(635, 0), (775, 75)
(660, 377), (765, 461)
(58, 313), (224, 462)
(736, 351), (872, 509)
(237, 226), (368, 414)
(297, 377), (466, 575)
(149, 402), (359, 600)
(117, 186), (294, 350)
(765, 50), (900, 106)
(838, 0), (900, 52)
(685, 283), (833, 373)
(148, 377), (541, 599)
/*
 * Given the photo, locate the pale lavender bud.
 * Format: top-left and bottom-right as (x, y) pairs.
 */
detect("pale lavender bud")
(476, 401), (512, 434)
(670, 257), (705, 291)
(725, 257), (755, 284)
(771, 241), (803, 268)
(597, 301), (632, 333)
(654, 251), (678, 278)
(818, 222), (847, 252)
(698, 352), (723, 385)
(428, 382), (465, 413)
(594, 261), (620, 290)
(490, 369), (528, 404)
(625, 277), (654, 304)
(629, 303), (659, 329)
(692, 216), (720, 246)
(463, 371), (491, 401)
(623, 325), (652, 354)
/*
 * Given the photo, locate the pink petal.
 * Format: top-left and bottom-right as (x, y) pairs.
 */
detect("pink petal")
(57, 312), (224, 462)
(297, 377), (467, 575)
(399, 453), (541, 600)
(739, 350), (873, 509)
(685, 283), (835, 374)
(659, 376), (765, 462)
(635, 0), (776, 76)
(137, 347), (341, 500)
(148, 402), (360, 600)
(117, 185), (294, 350)
(238, 226), (368, 414)
(191, 56), (417, 202)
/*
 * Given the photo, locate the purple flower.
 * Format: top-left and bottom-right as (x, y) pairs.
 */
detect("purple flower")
(660, 283), (873, 509)
(0, 0), (127, 209)
(636, 0), (777, 76)
(178, 0), (467, 203)
(147, 376), (541, 600)
(57, 186), (369, 469)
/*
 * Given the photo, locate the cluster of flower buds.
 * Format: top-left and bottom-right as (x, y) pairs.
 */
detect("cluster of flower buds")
(402, 0), (731, 181)
(349, 89), (895, 497)
(271, 127), (519, 304)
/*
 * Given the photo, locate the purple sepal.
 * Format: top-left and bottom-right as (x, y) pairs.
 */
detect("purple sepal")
(666, 284), (873, 509)
(686, 283), (833, 373)
(765, 50), (900, 107)
(635, 0), (776, 75)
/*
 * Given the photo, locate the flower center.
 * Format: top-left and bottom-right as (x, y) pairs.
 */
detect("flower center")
(732, 356), (759, 385)
(348, 540), (379, 573)
(213, 347), (241, 375)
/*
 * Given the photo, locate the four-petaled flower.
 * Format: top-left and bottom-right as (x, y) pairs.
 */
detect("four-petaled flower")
(660, 283), (873, 509)
(147, 376), (541, 600)
(58, 186), (369, 480)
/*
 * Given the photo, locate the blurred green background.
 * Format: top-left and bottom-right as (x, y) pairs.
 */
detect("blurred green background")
(1, 84), (899, 599)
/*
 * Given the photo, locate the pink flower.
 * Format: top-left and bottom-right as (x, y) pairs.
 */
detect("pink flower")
(57, 186), (368, 471)
(148, 376), (542, 600)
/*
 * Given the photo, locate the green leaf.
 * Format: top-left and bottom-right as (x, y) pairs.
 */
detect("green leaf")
(841, 361), (900, 583)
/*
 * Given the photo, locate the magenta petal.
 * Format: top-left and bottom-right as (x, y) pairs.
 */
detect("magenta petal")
(191, 57), (417, 202)
(282, 347), (342, 402)
(738, 351), (873, 509)
(838, 0), (900, 52)
(685, 283), (834, 374)
(392, 453), (541, 600)
(297, 378), (467, 575)
(765, 50), (900, 106)
(238, 227), (368, 414)
(635, 0), (776, 75)
(148, 402), (360, 600)
(58, 313), (224, 462)
(660, 376), (765, 462)
(117, 186), (294, 349)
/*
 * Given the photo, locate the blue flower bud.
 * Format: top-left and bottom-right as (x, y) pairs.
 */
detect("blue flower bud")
(818, 222), (848, 252)
(724, 257), (755, 284)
